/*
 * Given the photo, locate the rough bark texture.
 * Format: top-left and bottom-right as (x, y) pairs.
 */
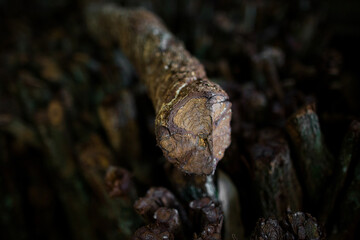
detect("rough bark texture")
(251, 211), (325, 240)
(286, 103), (333, 204)
(251, 218), (283, 240)
(132, 207), (183, 240)
(249, 129), (302, 218)
(132, 188), (186, 239)
(85, 3), (232, 175)
(132, 223), (174, 240)
(153, 207), (182, 234)
(189, 197), (224, 240)
(133, 187), (184, 222)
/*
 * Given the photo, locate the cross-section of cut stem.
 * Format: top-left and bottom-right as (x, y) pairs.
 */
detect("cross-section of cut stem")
(86, 3), (232, 175)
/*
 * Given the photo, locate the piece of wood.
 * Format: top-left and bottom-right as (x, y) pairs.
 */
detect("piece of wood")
(251, 211), (325, 240)
(319, 120), (360, 223)
(85, 3), (232, 175)
(286, 103), (334, 204)
(189, 197), (224, 240)
(330, 121), (360, 239)
(248, 128), (302, 217)
(134, 187), (185, 222)
(132, 187), (187, 239)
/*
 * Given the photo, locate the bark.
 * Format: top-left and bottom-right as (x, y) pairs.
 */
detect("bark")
(251, 218), (284, 240)
(189, 197), (224, 240)
(319, 120), (360, 223)
(251, 211), (325, 240)
(248, 128), (302, 218)
(133, 187), (185, 222)
(330, 121), (360, 239)
(153, 207), (182, 234)
(132, 188), (186, 239)
(85, 3), (232, 175)
(286, 103), (334, 204)
(132, 222), (175, 240)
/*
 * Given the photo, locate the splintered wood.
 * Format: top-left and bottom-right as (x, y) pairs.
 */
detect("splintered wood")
(86, 4), (231, 175)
